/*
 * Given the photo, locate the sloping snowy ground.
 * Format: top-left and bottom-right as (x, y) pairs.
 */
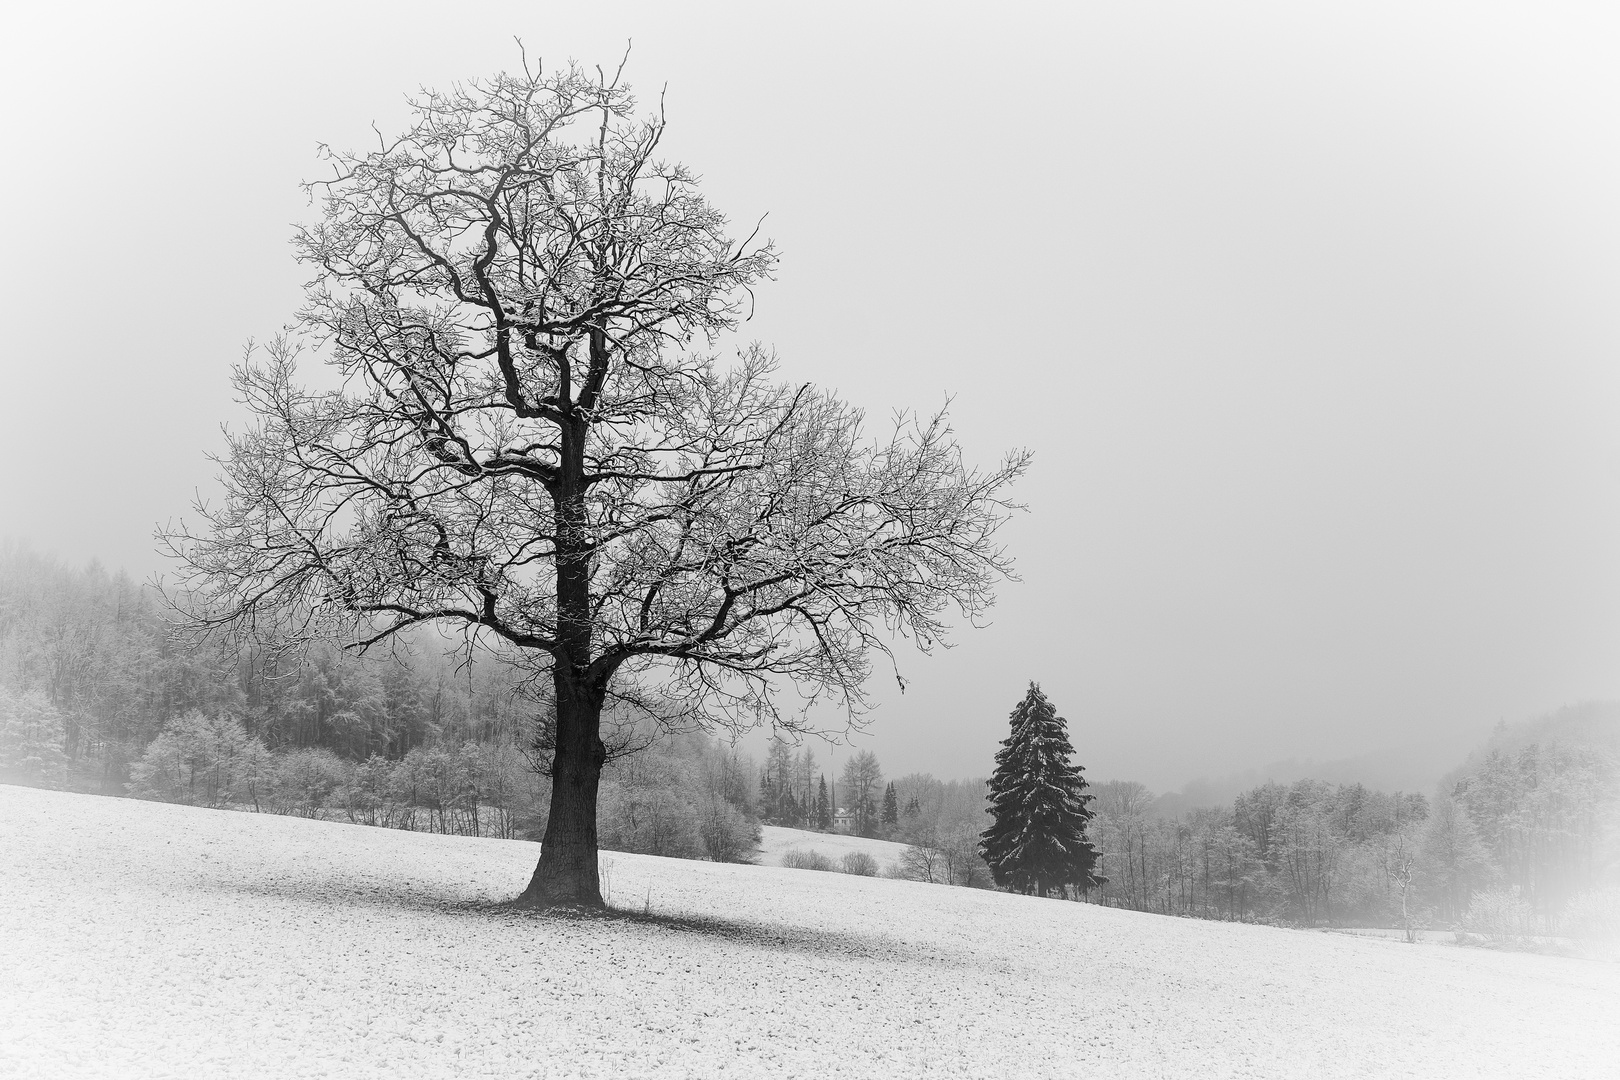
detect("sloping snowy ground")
(3, 785), (1617, 1080)
(757, 825), (910, 870)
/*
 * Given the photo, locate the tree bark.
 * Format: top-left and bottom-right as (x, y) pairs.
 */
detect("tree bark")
(516, 413), (609, 909)
(517, 675), (607, 907)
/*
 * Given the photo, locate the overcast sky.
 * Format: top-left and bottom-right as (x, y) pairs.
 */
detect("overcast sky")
(2, 1), (1616, 790)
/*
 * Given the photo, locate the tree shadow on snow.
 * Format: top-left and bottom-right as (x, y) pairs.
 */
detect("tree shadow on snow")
(496, 900), (972, 966)
(192, 871), (520, 919)
(198, 875), (970, 967)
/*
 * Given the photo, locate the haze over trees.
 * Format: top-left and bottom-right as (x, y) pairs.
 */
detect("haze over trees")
(159, 58), (1027, 906)
(1083, 703), (1619, 940)
(0, 546), (545, 827)
(891, 773), (994, 887)
(3, 540), (1612, 942)
(0, 548), (984, 882)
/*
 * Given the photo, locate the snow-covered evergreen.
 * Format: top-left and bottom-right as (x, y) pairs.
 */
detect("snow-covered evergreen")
(980, 683), (1103, 897)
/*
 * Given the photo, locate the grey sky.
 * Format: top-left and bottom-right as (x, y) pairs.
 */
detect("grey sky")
(2, 1), (1615, 790)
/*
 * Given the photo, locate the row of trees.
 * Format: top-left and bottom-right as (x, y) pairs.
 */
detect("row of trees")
(1, 549), (205, 791)
(8, 545), (1610, 924)
(0, 547), (538, 793)
(125, 707), (540, 837)
(752, 728), (998, 886)
(754, 738), (899, 839)
(1451, 737), (1614, 920)
(0, 550), (953, 875)
(4, 672), (773, 860)
(0, 549), (769, 859)
(0, 546), (997, 880)
(1085, 735), (1617, 935)
(1088, 778), (1429, 925)
(890, 774), (995, 887)
(756, 736), (833, 831)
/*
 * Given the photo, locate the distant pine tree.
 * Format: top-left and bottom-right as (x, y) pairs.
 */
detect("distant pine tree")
(881, 782), (899, 830)
(816, 775), (832, 831)
(979, 682), (1102, 898)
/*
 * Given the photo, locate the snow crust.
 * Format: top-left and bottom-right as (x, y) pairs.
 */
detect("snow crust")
(3, 784), (1617, 1079)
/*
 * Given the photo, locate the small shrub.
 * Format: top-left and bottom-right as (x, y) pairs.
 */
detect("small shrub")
(1463, 888), (1538, 945)
(1560, 889), (1620, 946)
(698, 794), (760, 863)
(780, 849), (835, 872)
(841, 851), (878, 877)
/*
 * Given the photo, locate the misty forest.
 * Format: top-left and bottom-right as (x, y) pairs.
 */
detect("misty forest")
(3, 19), (1619, 1080)
(4, 544), (1615, 942)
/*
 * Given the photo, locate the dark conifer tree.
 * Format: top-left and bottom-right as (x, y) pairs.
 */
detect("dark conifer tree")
(816, 775), (832, 831)
(758, 770), (774, 823)
(881, 782), (899, 831)
(979, 682), (1102, 898)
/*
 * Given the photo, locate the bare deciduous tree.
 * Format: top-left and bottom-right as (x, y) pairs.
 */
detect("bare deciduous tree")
(839, 749), (884, 837)
(163, 56), (1027, 907)
(1379, 822), (1422, 943)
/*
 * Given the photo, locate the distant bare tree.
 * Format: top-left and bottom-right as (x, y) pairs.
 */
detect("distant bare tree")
(840, 750), (885, 837)
(1092, 780), (1155, 908)
(162, 56), (1027, 906)
(1379, 823), (1422, 942)
(696, 793), (760, 863)
(898, 837), (946, 883)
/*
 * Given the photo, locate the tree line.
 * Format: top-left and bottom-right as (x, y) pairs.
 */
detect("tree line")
(1087, 778), (1430, 926)
(752, 734), (1000, 887)
(5, 546), (1612, 931)
(0, 547), (920, 869)
(0, 547), (766, 855)
(0, 548), (529, 786)
(1084, 708), (1617, 938)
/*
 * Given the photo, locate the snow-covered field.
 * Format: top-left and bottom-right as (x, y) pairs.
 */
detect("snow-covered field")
(3, 785), (1617, 1080)
(757, 825), (910, 870)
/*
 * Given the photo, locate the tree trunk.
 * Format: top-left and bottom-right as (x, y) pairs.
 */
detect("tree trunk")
(516, 404), (610, 908)
(517, 675), (607, 908)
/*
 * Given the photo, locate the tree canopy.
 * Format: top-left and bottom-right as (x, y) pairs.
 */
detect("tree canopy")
(164, 56), (1028, 906)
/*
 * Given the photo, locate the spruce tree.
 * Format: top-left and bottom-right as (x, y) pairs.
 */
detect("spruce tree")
(881, 782), (899, 831)
(816, 776), (833, 831)
(980, 682), (1103, 898)
(758, 770), (774, 823)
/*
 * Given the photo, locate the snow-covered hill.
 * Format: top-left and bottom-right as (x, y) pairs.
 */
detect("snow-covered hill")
(757, 824), (910, 870)
(3, 785), (1616, 1079)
